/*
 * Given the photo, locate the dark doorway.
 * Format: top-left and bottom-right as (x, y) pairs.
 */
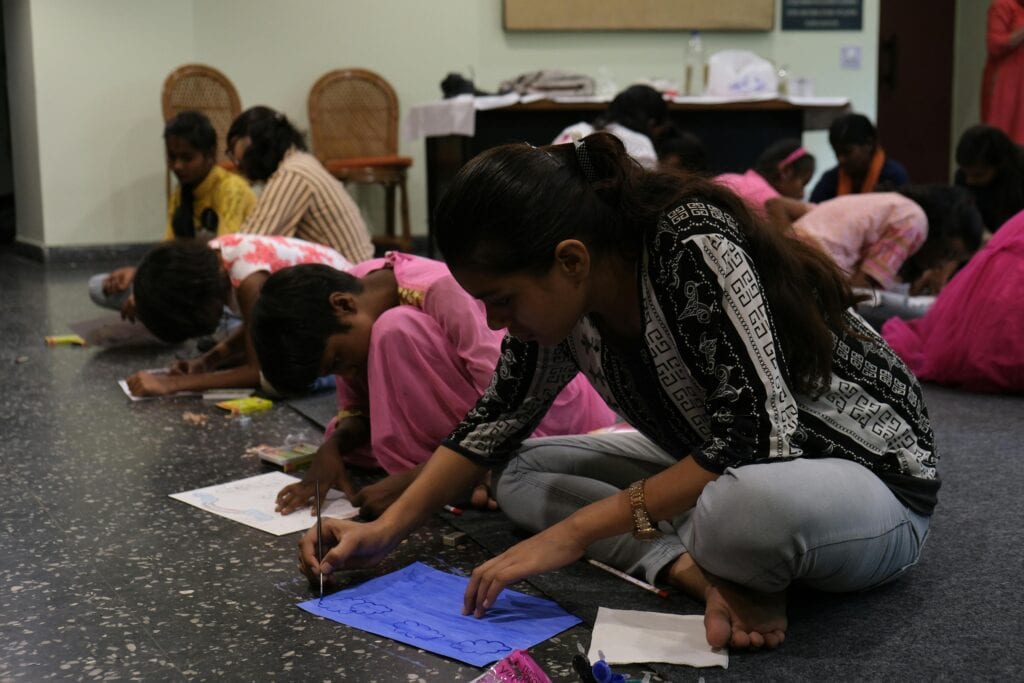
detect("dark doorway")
(876, 0), (957, 183)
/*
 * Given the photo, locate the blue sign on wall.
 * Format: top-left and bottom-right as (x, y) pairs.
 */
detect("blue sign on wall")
(782, 0), (863, 31)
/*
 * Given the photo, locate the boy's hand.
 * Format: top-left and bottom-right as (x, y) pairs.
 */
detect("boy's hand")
(103, 267), (136, 295)
(126, 370), (177, 397)
(350, 470), (418, 519)
(119, 295), (137, 322)
(276, 440), (355, 515)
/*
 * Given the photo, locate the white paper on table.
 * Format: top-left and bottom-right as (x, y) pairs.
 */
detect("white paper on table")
(588, 606), (728, 669)
(402, 95), (477, 140)
(472, 92), (521, 110)
(169, 471), (358, 535)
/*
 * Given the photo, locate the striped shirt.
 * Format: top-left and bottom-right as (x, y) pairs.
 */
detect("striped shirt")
(444, 198), (938, 514)
(241, 149), (374, 264)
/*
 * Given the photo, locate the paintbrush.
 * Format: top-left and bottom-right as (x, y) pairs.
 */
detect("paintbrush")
(315, 478), (324, 600)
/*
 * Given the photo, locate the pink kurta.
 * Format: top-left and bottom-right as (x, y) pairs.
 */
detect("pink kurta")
(793, 193), (927, 289)
(984, 0), (1024, 144)
(328, 253), (617, 472)
(882, 209), (1024, 393)
(715, 169), (779, 217)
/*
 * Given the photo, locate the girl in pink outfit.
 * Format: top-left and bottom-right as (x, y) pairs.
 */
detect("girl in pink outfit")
(251, 253), (618, 517)
(882, 209), (1024, 393)
(715, 139), (815, 227)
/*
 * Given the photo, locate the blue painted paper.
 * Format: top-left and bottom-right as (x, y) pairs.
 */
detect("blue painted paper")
(297, 561), (581, 667)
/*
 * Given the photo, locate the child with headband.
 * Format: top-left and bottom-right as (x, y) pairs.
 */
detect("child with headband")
(715, 139), (815, 229)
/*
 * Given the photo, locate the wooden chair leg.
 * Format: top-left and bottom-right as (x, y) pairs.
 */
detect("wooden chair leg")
(384, 183), (396, 238)
(398, 173), (411, 251)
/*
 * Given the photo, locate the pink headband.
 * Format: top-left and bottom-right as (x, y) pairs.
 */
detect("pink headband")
(778, 147), (808, 170)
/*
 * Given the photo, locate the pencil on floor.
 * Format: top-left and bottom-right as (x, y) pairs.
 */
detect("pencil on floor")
(587, 558), (669, 599)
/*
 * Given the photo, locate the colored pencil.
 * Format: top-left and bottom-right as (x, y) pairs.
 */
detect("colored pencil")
(587, 558), (669, 598)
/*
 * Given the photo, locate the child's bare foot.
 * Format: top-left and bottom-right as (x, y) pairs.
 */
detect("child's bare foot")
(665, 552), (787, 650)
(703, 578), (787, 650)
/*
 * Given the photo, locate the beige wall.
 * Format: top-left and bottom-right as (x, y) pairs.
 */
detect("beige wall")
(8, 0), (882, 248)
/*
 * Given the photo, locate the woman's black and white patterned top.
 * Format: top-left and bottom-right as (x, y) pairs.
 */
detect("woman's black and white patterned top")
(443, 199), (939, 514)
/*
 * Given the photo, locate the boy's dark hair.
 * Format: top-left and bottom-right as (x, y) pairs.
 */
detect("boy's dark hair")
(753, 138), (816, 183)
(897, 184), (984, 281)
(133, 240), (230, 343)
(954, 124), (1024, 229)
(229, 106), (308, 182)
(251, 264), (364, 394)
(828, 113), (877, 148)
(899, 184), (983, 252)
(163, 111), (217, 156)
(955, 124), (1021, 170)
(653, 124), (710, 174)
(597, 85), (668, 137)
(434, 132), (865, 395)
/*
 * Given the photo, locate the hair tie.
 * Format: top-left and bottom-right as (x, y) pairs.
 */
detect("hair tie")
(570, 131), (598, 183)
(778, 146), (808, 171)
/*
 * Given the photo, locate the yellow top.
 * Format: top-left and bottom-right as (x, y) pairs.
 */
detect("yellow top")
(164, 165), (257, 240)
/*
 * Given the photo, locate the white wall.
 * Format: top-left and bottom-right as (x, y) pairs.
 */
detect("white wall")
(8, 0), (881, 248)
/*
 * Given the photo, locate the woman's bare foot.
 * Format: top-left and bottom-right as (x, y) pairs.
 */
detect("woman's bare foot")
(703, 578), (787, 649)
(665, 552), (787, 650)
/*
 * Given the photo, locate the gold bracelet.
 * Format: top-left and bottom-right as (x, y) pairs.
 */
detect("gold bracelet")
(627, 479), (660, 540)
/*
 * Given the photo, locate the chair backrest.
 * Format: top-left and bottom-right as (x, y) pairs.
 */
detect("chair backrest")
(161, 64), (241, 164)
(308, 68), (399, 161)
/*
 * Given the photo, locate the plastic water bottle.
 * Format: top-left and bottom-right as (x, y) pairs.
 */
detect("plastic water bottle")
(686, 30), (705, 96)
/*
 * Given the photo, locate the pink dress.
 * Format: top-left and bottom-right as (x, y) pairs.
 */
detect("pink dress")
(984, 0), (1024, 144)
(327, 253), (618, 473)
(882, 209), (1024, 393)
(793, 193), (927, 289)
(715, 169), (779, 217)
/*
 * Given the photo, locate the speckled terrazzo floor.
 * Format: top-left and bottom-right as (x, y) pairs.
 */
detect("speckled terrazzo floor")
(3, 250), (1023, 682)
(0, 252), (610, 682)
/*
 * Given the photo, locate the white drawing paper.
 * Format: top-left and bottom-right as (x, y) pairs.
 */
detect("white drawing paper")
(170, 471), (358, 535)
(588, 606), (729, 669)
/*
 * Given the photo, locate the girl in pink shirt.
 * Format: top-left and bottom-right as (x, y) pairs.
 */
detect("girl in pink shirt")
(715, 139), (815, 227)
(252, 253), (617, 517)
(793, 187), (982, 293)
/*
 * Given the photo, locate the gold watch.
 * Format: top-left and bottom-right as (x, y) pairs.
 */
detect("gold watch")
(627, 479), (660, 540)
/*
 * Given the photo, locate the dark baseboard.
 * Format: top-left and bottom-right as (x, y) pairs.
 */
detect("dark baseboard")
(8, 240), (158, 264)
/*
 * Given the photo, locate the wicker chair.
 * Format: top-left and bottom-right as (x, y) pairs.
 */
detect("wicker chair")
(308, 69), (413, 251)
(161, 64), (242, 200)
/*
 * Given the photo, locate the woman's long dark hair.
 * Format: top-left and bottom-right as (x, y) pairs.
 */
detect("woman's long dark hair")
(229, 106), (307, 182)
(434, 132), (862, 394)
